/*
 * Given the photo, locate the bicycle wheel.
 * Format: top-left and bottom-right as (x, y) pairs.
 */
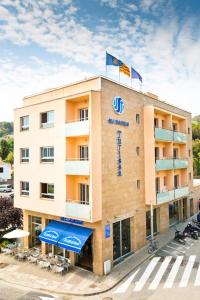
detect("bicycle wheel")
(148, 245), (154, 254)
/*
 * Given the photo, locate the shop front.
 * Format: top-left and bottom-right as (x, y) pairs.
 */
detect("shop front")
(39, 220), (94, 271)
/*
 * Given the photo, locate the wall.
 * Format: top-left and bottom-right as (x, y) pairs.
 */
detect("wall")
(0, 163), (11, 181)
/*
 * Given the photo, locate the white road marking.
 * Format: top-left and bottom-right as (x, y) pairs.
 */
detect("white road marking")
(170, 241), (190, 249)
(114, 268), (140, 293)
(179, 255), (196, 287)
(161, 249), (172, 255)
(149, 256), (172, 290)
(194, 263), (200, 286)
(166, 245), (185, 253)
(134, 257), (160, 292)
(164, 256), (184, 289)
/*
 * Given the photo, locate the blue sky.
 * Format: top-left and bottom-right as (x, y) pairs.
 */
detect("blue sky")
(0, 0), (200, 120)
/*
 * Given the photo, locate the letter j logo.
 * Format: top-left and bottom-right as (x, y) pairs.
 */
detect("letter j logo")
(113, 96), (124, 114)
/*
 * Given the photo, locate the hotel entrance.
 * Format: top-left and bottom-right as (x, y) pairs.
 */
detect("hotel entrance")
(113, 218), (131, 263)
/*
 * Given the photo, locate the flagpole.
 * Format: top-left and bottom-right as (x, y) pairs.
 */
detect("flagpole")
(106, 64), (107, 77)
(119, 68), (120, 82)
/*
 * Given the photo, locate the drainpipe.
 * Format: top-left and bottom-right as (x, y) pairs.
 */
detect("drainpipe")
(150, 202), (154, 241)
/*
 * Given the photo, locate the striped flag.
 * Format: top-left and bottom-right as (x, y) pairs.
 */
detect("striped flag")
(119, 63), (130, 77)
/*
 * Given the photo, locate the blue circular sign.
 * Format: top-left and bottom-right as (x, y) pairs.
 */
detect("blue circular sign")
(113, 96), (124, 114)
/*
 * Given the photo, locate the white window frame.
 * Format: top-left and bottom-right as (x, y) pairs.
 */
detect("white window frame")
(79, 145), (88, 160)
(80, 183), (89, 205)
(20, 116), (29, 131)
(79, 108), (88, 121)
(41, 111), (54, 128)
(20, 181), (29, 196)
(41, 183), (54, 199)
(21, 148), (29, 163)
(41, 147), (54, 162)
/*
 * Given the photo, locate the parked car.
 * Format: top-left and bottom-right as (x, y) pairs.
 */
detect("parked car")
(0, 184), (12, 193)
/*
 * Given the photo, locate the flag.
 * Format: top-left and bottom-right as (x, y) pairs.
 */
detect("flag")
(131, 67), (142, 82)
(106, 52), (123, 66)
(119, 63), (130, 77)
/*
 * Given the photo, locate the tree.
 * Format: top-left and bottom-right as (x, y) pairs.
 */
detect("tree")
(0, 139), (10, 160)
(5, 151), (14, 166)
(0, 197), (22, 233)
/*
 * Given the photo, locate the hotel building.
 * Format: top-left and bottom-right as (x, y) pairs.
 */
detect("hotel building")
(14, 76), (194, 275)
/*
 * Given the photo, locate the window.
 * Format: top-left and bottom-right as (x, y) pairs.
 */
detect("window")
(41, 183), (54, 199)
(189, 172), (192, 180)
(161, 120), (165, 128)
(41, 147), (54, 162)
(21, 148), (29, 163)
(174, 175), (179, 189)
(137, 180), (140, 190)
(80, 108), (88, 121)
(20, 116), (29, 131)
(155, 177), (160, 193)
(113, 218), (131, 261)
(29, 216), (41, 247)
(20, 181), (29, 196)
(136, 114), (140, 124)
(163, 176), (167, 187)
(173, 148), (178, 159)
(154, 118), (159, 128)
(136, 146), (140, 156)
(188, 127), (190, 134)
(41, 111), (54, 128)
(80, 183), (89, 205)
(0, 167), (3, 173)
(79, 145), (88, 160)
(172, 122), (177, 131)
(162, 147), (166, 157)
(155, 147), (159, 161)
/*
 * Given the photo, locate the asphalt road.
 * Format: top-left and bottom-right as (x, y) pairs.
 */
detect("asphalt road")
(74, 235), (200, 300)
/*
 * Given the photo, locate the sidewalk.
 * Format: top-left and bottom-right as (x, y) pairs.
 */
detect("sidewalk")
(0, 217), (195, 296)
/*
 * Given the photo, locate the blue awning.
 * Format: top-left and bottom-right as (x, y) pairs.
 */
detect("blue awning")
(39, 221), (66, 245)
(39, 220), (93, 253)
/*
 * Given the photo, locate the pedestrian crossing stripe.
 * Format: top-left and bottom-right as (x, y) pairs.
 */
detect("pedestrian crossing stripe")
(114, 255), (200, 293)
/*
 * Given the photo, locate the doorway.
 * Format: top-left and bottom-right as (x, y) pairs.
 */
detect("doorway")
(113, 218), (131, 262)
(76, 235), (93, 271)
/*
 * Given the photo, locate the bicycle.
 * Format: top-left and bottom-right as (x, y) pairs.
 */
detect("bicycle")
(147, 238), (159, 254)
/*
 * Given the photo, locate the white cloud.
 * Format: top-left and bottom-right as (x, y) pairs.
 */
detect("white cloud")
(99, 0), (117, 8)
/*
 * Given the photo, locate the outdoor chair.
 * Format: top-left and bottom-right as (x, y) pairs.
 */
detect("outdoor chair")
(52, 265), (65, 275)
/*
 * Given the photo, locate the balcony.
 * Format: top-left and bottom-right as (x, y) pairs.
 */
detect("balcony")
(155, 159), (173, 171)
(174, 159), (188, 169)
(157, 189), (174, 204)
(174, 186), (189, 199)
(65, 120), (89, 137)
(66, 200), (91, 220)
(65, 160), (89, 175)
(173, 131), (187, 144)
(155, 128), (173, 142)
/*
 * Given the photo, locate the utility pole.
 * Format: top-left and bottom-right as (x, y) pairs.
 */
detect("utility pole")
(150, 202), (154, 240)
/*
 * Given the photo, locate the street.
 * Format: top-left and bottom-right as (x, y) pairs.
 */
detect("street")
(74, 235), (200, 300)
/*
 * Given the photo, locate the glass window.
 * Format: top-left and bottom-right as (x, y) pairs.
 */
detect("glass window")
(80, 108), (88, 121)
(188, 127), (190, 134)
(20, 116), (29, 131)
(20, 181), (29, 196)
(155, 177), (160, 193)
(0, 167), (3, 173)
(136, 146), (140, 156)
(41, 183), (54, 199)
(21, 148), (29, 163)
(80, 145), (88, 160)
(169, 202), (179, 225)
(80, 183), (89, 204)
(41, 147), (54, 162)
(161, 120), (165, 128)
(154, 118), (159, 128)
(146, 209), (158, 238)
(173, 122), (177, 131)
(136, 114), (140, 124)
(29, 216), (41, 248)
(137, 180), (140, 190)
(174, 175), (179, 189)
(113, 218), (131, 261)
(173, 148), (178, 159)
(41, 111), (54, 128)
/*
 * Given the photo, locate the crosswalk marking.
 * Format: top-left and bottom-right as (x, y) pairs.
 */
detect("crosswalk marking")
(164, 256), (184, 289)
(149, 256), (172, 290)
(170, 241), (190, 249)
(166, 245), (185, 253)
(134, 257), (160, 292)
(194, 263), (200, 286)
(114, 268), (140, 293)
(179, 255), (196, 287)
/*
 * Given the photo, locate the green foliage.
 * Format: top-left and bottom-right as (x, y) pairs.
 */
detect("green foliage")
(192, 117), (200, 176)
(5, 151), (14, 166)
(192, 122), (200, 140)
(0, 240), (10, 248)
(0, 139), (10, 160)
(0, 122), (13, 138)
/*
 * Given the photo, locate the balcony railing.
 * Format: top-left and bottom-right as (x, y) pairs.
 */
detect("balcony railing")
(155, 127), (187, 144)
(65, 159), (89, 175)
(65, 119), (89, 137)
(156, 185), (189, 204)
(66, 199), (91, 220)
(155, 158), (188, 171)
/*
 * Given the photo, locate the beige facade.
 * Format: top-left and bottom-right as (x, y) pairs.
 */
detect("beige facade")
(14, 76), (195, 276)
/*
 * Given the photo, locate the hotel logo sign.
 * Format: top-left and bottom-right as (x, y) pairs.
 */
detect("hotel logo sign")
(113, 96), (124, 114)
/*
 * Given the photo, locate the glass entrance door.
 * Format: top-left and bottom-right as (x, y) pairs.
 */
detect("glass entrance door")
(113, 218), (131, 261)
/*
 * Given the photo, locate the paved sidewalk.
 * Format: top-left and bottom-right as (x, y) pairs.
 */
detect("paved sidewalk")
(0, 217), (196, 296)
